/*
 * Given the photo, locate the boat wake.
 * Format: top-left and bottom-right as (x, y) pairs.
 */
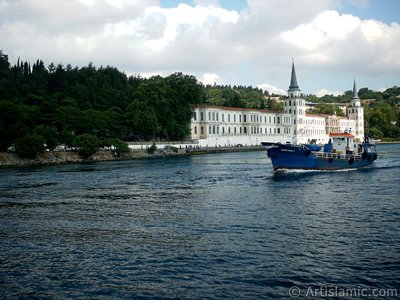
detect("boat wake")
(275, 168), (360, 174)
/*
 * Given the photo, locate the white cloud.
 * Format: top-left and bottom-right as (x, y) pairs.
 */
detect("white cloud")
(313, 89), (343, 97)
(140, 4), (240, 50)
(281, 10), (361, 51)
(200, 73), (222, 85)
(257, 83), (286, 96)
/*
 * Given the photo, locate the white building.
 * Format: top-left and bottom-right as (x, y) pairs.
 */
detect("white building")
(190, 105), (293, 147)
(190, 62), (364, 146)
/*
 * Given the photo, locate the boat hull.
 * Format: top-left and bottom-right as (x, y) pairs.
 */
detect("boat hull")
(262, 143), (376, 171)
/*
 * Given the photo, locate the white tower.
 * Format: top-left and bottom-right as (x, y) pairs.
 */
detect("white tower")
(284, 60), (306, 143)
(347, 79), (364, 141)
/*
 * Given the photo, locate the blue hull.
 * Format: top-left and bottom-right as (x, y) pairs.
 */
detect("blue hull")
(262, 143), (377, 171)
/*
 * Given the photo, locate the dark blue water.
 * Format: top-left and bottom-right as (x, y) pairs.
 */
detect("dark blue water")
(1, 144), (399, 299)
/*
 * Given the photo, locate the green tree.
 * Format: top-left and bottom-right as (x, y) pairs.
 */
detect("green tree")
(15, 134), (46, 158)
(33, 125), (59, 150)
(110, 138), (130, 157)
(73, 133), (100, 158)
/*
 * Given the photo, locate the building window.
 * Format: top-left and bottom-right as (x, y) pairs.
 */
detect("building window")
(234, 114), (236, 122)
(193, 112), (197, 120)
(244, 115), (247, 122)
(222, 127), (225, 134)
(222, 114), (224, 122)
(239, 115), (242, 122)
(244, 127), (247, 134)
(209, 126), (211, 134)
(228, 114), (230, 122)
(216, 113), (219, 121)
(228, 127), (231, 134)
(217, 126), (219, 134)
(213, 126), (216, 134)
(201, 112), (204, 121)
(234, 127), (236, 134)
(201, 126), (204, 135)
(194, 126), (197, 134)
(208, 112), (211, 121)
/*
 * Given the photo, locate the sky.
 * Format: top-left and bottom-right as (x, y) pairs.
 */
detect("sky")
(1, 0), (399, 96)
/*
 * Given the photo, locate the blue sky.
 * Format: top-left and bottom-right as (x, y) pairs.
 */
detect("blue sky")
(1, 0), (399, 96)
(160, 0), (400, 25)
(339, 0), (400, 24)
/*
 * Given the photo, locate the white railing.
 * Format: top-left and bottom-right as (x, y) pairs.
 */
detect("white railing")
(312, 151), (362, 161)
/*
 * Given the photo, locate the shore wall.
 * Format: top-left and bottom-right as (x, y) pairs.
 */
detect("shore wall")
(0, 146), (263, 168)
(0, 150), (148, 168)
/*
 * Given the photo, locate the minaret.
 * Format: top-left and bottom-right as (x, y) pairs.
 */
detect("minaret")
(285, 60), (306, 143)
(287, 60), (301, 98)
(351, 78), (361, 107)
(347, 78), (364, 140)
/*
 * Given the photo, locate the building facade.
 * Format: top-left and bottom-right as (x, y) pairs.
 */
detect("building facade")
(191, 62), (364, 147)
(190, 105), (293, 147)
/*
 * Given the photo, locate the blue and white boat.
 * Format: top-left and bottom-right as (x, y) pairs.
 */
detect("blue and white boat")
(262, 133), (377, 171)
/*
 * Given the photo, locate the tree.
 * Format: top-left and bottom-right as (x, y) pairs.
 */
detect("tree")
(33, 125), (58, 150)
(0, 50), (10, 71)
(110, 138), (130, 157)
(73, 133), (100, 158)
(15, 134), (45, 158)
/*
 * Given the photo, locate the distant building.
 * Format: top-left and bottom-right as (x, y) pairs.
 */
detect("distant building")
(190, 62), (364, 146)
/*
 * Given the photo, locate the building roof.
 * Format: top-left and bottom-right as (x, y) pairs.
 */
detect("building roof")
(306, 113), (328, 118)
(194, 104), (279, 114)
(329, 132), (355, 138)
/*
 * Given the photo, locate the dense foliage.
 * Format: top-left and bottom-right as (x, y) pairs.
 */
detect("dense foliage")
(203, 84), (284, 111)
(0, 50), (204, 156)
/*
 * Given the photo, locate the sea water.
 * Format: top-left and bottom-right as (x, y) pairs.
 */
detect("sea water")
(1, 144), (399, 299)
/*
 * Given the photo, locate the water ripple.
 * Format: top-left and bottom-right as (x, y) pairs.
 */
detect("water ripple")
(0, 144), (399, 299)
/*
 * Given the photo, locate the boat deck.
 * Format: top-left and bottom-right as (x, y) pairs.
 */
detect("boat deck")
(312, 151), (362, 161)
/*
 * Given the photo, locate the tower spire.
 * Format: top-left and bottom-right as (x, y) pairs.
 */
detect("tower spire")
(289, 59), (299, 89)
(351, 78), (361, 107)
(287, 59), (301, 97)
(352, 78), (358, 99)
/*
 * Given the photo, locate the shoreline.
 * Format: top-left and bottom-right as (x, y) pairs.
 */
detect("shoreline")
(376, 141), (400, 144)
(0, 146), (263, 168)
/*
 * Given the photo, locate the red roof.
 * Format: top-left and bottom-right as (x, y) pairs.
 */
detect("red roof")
(329, 132), (355, 138)
(193, 104), (277, 114)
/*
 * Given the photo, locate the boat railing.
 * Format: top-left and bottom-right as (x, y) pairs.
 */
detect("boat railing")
(312, 151), (362, 161)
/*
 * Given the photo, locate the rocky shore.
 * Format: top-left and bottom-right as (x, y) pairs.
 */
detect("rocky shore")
(0, 146), (263, 168)
(0, 150), (149, 168)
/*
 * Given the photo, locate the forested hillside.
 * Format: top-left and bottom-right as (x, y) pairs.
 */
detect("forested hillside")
(0, 51), (204, 157)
